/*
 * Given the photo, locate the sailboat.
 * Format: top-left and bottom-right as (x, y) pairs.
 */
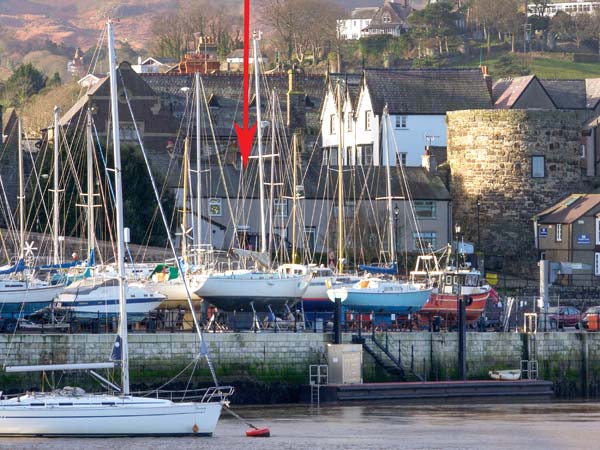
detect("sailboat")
(0, 118), (64, 317)
(0, 20), (232, 437)
(194, 33), (309, 313)
(326, 107), (432, 313)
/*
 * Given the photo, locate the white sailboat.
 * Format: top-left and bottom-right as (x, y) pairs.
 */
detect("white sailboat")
(0, 20), (232, 437)
(194, 33), (309, 313)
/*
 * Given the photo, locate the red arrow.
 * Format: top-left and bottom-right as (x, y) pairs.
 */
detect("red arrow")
(234, 0), (256, 168)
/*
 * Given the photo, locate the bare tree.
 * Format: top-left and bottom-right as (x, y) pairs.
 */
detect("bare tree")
(258, 0), (343, 65)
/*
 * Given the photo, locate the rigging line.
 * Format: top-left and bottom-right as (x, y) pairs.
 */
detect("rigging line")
(118, 68), (219, 387)
(92, 119), (117, 261)
(199, 76), (239, 250)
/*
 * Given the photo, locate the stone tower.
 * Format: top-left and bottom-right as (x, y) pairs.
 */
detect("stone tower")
(447, 109), (586, 275)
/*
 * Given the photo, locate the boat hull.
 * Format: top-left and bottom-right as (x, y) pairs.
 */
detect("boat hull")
(56, 297), (163, 322)
(343, 289), (432, 314)
(147, 281), (203, 309)
(418, 290), (490, 323)
(196, 273), (307, 312)
(0, 283), (63, 315)
(0, 395), (223, 436)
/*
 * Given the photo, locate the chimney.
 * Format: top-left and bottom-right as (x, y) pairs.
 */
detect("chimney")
(287, 69), (305, 132)
(481, 65), (493, 99)
(421, 146), (437, 175)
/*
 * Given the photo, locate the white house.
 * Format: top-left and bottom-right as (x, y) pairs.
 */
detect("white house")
(337, 7), (379, 40)
(528, 1), (600, 16)
(321, 68), (493, 167)
(131, 57), (175, 74)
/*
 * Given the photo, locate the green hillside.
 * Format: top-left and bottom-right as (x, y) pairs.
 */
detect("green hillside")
(463, 53), (600, 79)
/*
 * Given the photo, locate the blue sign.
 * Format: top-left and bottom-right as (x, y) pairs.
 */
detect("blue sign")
(539, 227), (548, 237)
(577, 234), (591, 245)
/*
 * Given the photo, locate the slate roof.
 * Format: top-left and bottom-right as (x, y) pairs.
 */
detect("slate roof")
(196, 160), (450, 202)
(365, 2), (413, 31)
(142, 72), (326, 137)
(348, 7), (379, 20)
(540, 79), (587, 110)
(364, 68), (492, 115)
(328, 73), (362, 111)
(536, 194), (600, 224)
(492, 75), (536, 109)
(585, 78), (600, 109)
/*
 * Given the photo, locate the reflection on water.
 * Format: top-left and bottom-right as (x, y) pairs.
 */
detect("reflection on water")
(2, 402), (599, 450)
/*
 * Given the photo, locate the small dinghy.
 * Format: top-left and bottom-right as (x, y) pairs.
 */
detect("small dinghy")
(489, 370), (521, 381)
(246, 427), (271, 437)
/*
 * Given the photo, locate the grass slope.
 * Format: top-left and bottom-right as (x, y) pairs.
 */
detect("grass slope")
(462, 52), (600, 79)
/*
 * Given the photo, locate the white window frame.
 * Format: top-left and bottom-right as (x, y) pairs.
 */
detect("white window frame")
(595, 252), (600, 276)
(329, 114), (336, 135)
(413, 232), (437, 250)
(208, 198), (222, 217)
(395, 115), (407, 129)
(365, 110), (371, 131)
(596, 218), (600, 245)
(414, 200), (437, 219)
(347, 114), (353, 132)
(556, 223), (562, 242)
(274, 199), (288, 218)
(396, 152), (407, 166)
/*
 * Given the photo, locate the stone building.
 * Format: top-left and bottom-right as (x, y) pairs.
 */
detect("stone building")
(0, 107), (20, 226)
(447, 109), (587, 274)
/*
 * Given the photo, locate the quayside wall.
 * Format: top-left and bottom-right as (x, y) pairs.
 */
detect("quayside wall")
(1, 332), (598, 402)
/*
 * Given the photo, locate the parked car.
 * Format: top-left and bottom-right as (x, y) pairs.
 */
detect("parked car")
(544, 306), (581, 329)
(582, 306), (600, 330)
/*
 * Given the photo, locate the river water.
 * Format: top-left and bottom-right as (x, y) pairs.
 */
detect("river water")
(1, 402), (598, 450)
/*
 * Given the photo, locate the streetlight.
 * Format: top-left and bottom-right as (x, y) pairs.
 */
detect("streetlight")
(394, 204), (400, 275)
(455, 224), (461, 268)
(454, 223), (466, 381)
(476, 197), (481, 250)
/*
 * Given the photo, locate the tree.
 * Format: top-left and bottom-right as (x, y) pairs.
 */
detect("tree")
(258, 0), (343, 65)
(550, 11), (595, 49)
(2, 63), (47, 107)
(409, 2), (460, 55)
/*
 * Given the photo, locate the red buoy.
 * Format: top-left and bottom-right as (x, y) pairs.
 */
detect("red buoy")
(246, 427), (270, 437)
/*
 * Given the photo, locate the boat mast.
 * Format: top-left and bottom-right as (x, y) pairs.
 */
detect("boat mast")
(86, 108), (95, 261)
(107, 19), (129, 395)
(182, 136), (189, 273)
(17, 118), (24, 259)
(195, 72), (202, 258)
(383, 107), (395, 264)
(53, 105), (60, 265)
(253, 31), (267, 255)
(291, 130), (298, 263)
(268, 89), (276, 255)
(336, 81), (344, 273)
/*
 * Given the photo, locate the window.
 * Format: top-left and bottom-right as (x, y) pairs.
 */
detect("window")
(304, 227), (316, 251)
(414, 201), (436, 219)
(556, 224), (562, 242)
(595, 253), (600, 276)
(274, 199), (288, 218)
(365, 110), (371, 131)
(208, 198), (222, 217)
(596, 218), (600, 245)
(363, 144), (373, 165)
(395, 115), (407, 129)
(413, 232), (437, 250)
(329, 114), (336, 135)
(322, 148), (329, 165)
(580, 144), (586, 158)
(347, 114), (353, 132)
(382, 13), (391, 23)
(532, 155), (545, 178)
(396, 152), (407, 166)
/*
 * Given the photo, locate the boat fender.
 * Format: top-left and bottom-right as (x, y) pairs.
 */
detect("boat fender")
(192, 423), (199, 433)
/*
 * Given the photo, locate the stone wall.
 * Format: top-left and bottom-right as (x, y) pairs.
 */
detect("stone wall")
(1, 332), (599, 399)
(447, 109), (586, 275)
